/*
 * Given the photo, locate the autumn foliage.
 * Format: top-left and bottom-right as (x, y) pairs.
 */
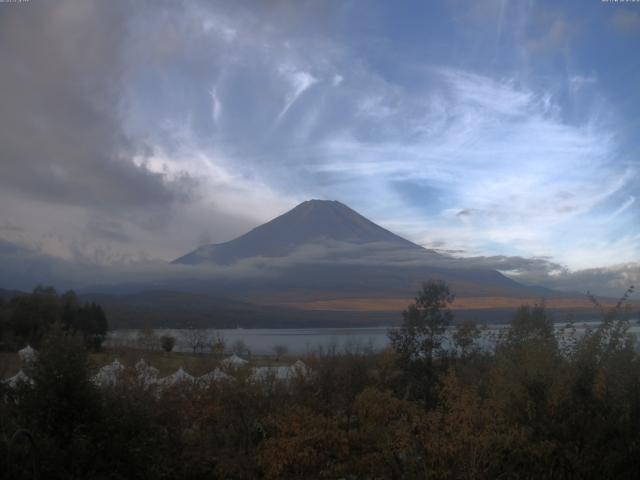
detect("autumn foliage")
(1, 282), (638, 479)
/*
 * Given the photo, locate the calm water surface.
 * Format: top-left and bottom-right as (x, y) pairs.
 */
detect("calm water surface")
(108, 320), (640, 355)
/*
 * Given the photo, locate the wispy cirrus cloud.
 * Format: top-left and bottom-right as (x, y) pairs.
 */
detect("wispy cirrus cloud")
(307, 69), (634, 268)
(0, 0), (637, 296)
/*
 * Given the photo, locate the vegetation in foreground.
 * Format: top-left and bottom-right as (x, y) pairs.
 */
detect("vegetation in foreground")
(0, 282), (638, 479)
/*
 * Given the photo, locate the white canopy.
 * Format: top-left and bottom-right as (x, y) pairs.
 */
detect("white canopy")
(250, 360), (310, 383)
(250, 366), (290, 382)
(135, 358), (159, 385)
(159, 367), (194, 386)
(221, 354), (248, 368)
(93, 359), (125, 387)
(18, 345), (37, 363)
(135, 358), (149, 370)
(289, 360), (309, 377)
(5, 370), (33, 388)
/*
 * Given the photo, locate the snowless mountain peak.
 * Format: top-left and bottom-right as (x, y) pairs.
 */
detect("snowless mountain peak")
(172, 200), (434, 265)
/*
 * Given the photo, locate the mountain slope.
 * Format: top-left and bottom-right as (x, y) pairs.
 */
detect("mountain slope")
(168, 199), (571, 304)
(173, 199), (439, 265)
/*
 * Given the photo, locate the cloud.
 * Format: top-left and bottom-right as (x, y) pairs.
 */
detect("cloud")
(612, 196), (636, 217)
(277, 67), (317, 121)
(0, 0), (304, 262)
(522, 262), (640, 298)
(1, 233), (636, 299)
(307, 68), (633, 265)
(0, 1), (189, 209)
(0, 0), (636, 283)
(447, 254), (639, 298)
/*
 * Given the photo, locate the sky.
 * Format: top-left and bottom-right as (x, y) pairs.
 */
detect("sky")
(0, 0), (639, 294)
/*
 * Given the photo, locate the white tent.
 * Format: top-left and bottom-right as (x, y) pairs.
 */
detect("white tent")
(135, 359), (159, 385)
(18, 345), (37, 363)
(5, 370), (33, 388)
(250, 366), (290, 382)
(159, 367), (194, 386)
(289, 360), (309, 377)
(221, 354), (248, 368)
(93, 359), (125, 387)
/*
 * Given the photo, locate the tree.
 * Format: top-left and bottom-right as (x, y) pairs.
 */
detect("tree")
(137, 327), (159, 351)
(212, 331), (226, 357)
(9, 286), (61, 347)
(17, 324), (102, 477)
(259, 407), (347, 479)
(5, 287), (108, 351)
(389, 281), (455, 364)
(185, 328), (209, 354)
(388, 280), (454, 404)
(422, 369), (520, 479)
(350, 387), (423, 478)
(231, 339), (249, 356)
(452, 319), (481, 359)
(273, 344), (288, 360)
(160, 335), (176, 353)
(505, 302), (555, 348)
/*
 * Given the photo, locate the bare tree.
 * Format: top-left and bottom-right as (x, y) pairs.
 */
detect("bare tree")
(273, 344), (288, 360)
(136, 327), (159, 351)
(211, 331), (226, 357)
(184, 328), (209, 354)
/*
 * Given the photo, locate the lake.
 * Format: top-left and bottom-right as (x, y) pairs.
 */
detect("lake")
(107, 320), (640, 355)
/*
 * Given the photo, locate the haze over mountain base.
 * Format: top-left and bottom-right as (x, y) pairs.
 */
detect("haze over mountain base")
(1, 201), (635, 328)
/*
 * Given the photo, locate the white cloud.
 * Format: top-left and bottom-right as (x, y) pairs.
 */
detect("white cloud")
(305, 70), (633, 268)
(277, 67), (317, 121)
(208, 87), (222, 125)
(612, 196), (636, 218)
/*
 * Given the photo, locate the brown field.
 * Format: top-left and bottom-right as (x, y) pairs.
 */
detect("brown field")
(285, 296), (637, 312)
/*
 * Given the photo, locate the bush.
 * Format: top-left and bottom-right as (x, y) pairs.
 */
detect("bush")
(160, 335), (176, 353)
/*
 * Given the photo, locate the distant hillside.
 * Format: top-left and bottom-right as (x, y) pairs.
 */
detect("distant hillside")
(79, 290), (616, 329)
(78, 290), (398, 329)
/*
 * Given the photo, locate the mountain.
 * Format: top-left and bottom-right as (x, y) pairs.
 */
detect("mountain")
(0, 201), (615, 327)
(173, 199), (441, 265)
(169, 200), (577, 310)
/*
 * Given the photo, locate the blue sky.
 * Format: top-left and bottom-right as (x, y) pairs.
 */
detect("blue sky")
(122, 0), (639, 268)
(0, 0), (639, 291)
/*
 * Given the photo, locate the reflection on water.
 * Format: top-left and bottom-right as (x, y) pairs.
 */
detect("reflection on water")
(107, 320), (640, 355)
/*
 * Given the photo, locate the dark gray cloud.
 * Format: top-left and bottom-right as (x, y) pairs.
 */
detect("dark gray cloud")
(0, 0), (275, 261)
(0, 1), (189, 208)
